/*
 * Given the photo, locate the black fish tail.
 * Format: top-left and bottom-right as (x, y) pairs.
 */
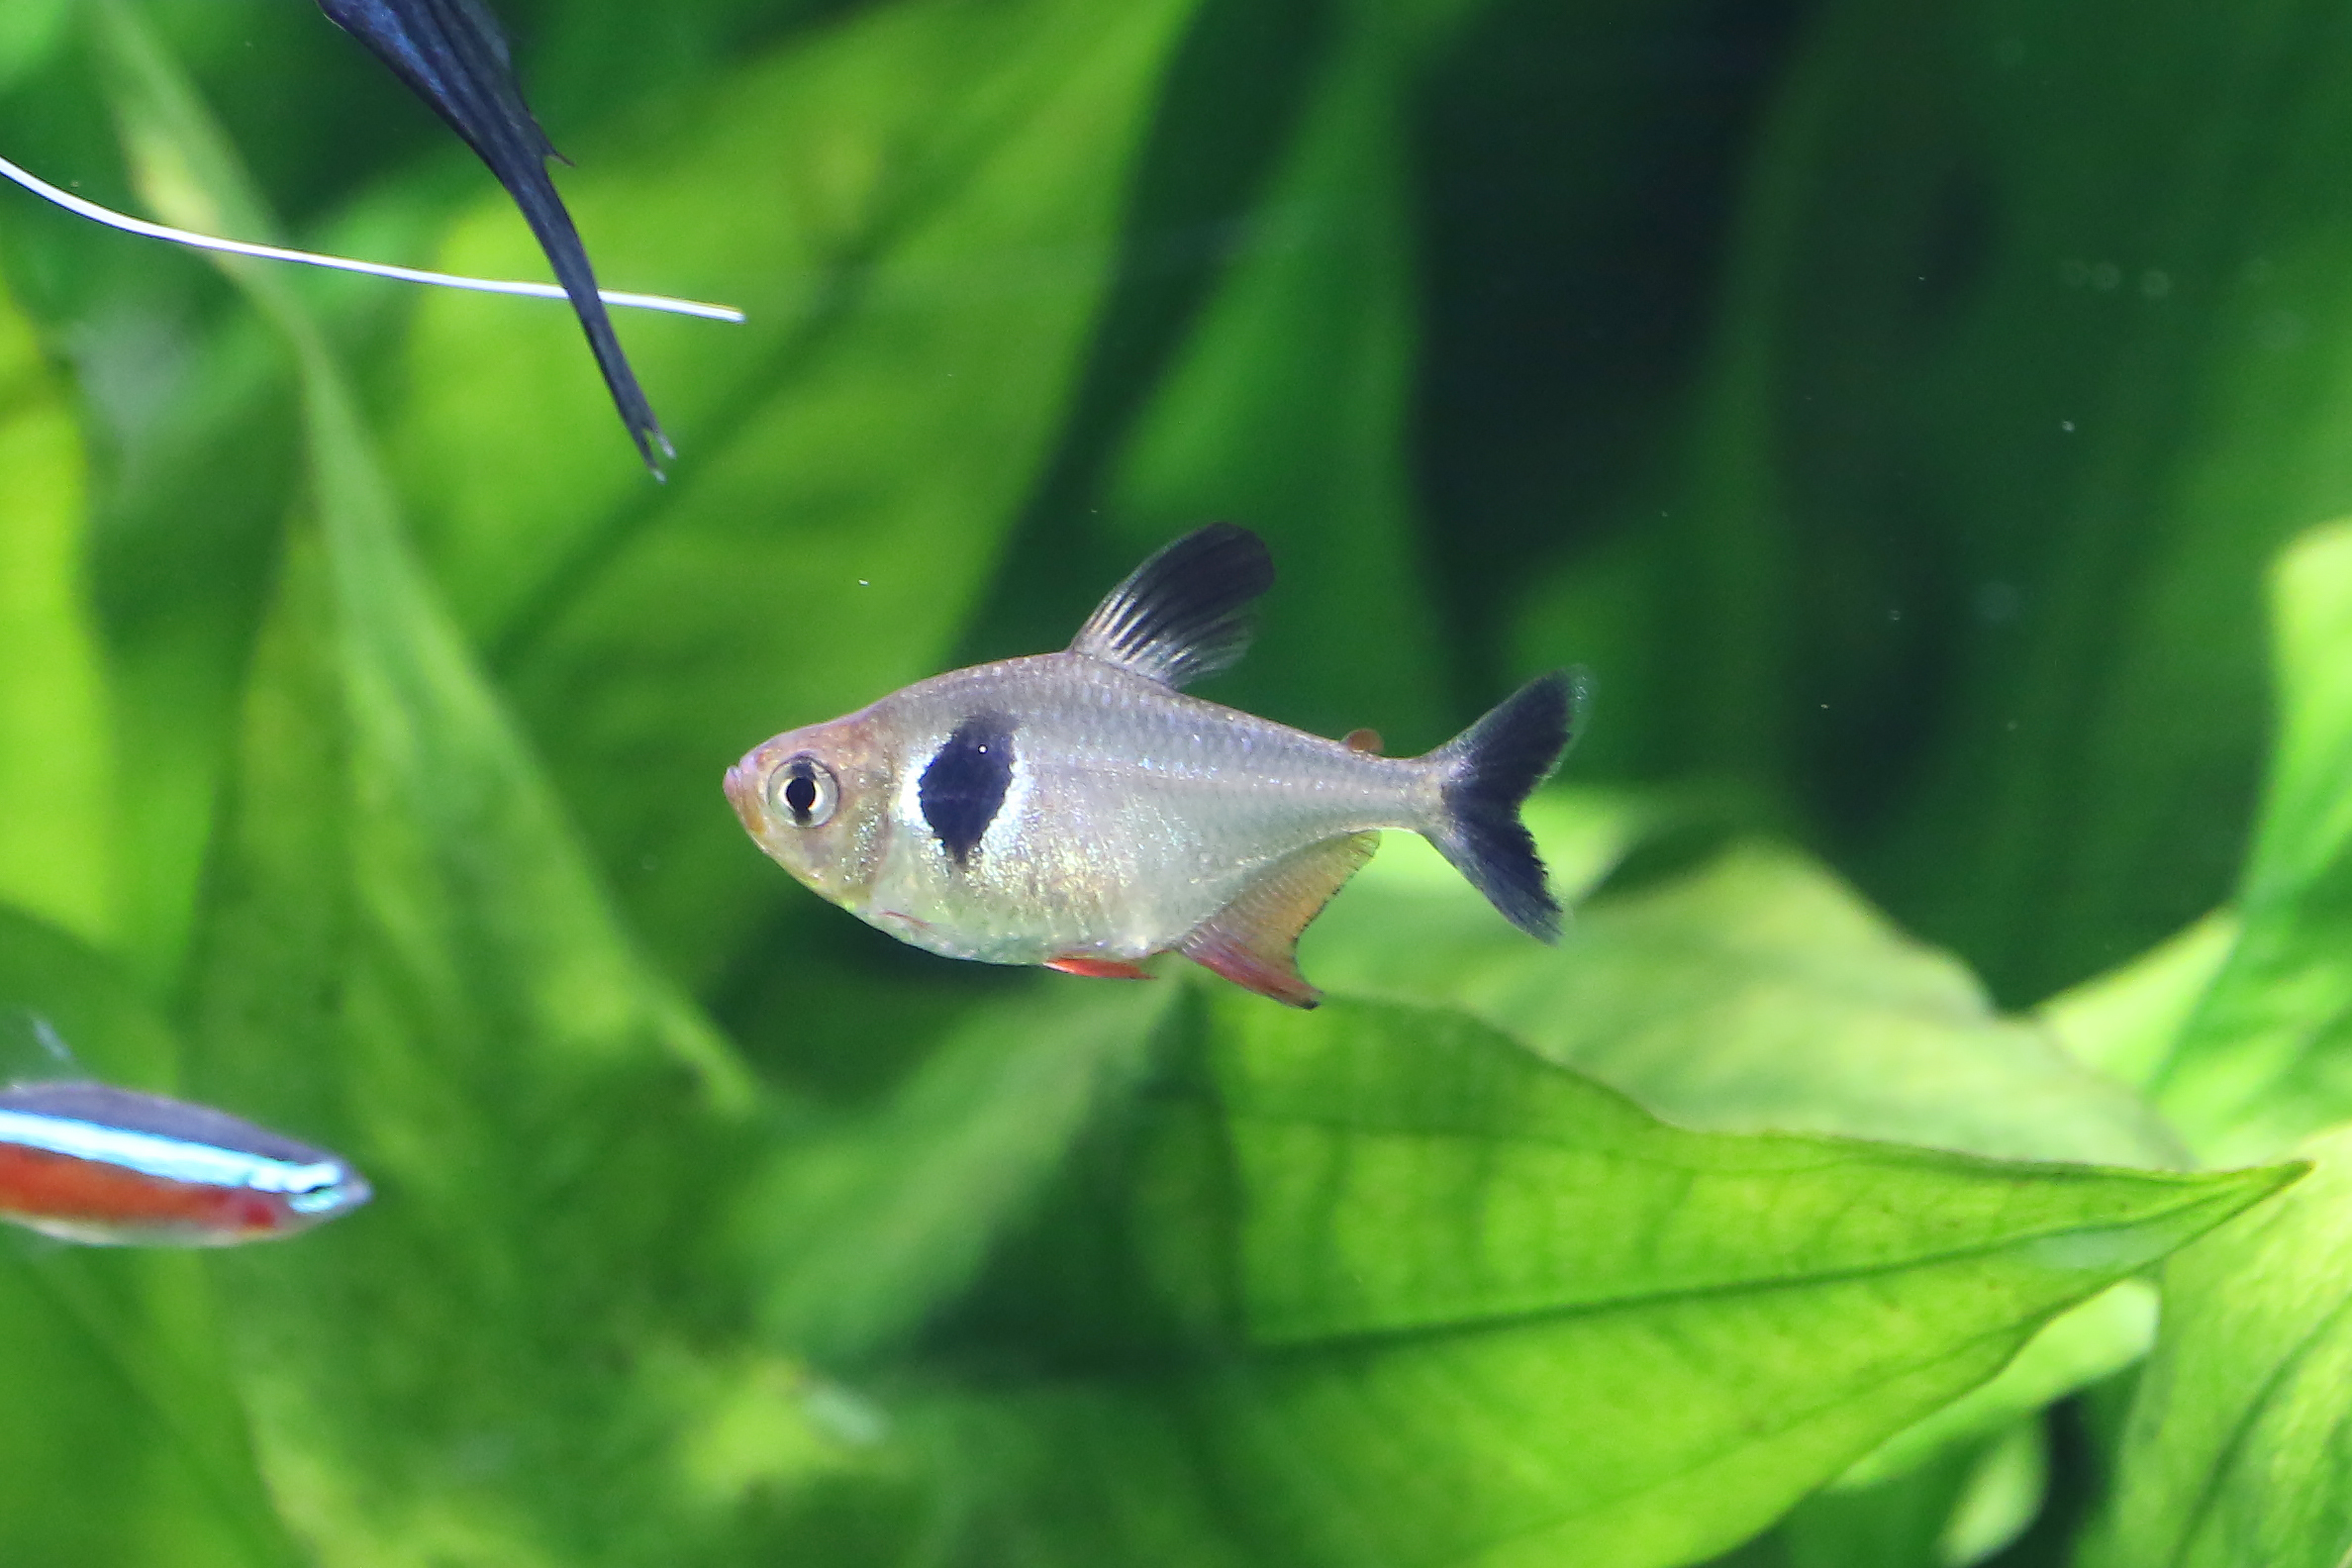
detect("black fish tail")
(1425, 670), (1579, 941)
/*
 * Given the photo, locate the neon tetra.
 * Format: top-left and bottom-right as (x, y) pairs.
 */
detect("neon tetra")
(0, 1080), (370, 1247)
(728, 525), (1576, 1007)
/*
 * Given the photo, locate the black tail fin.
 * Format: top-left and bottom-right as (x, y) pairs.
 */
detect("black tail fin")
(1426, 670), (1579, 941)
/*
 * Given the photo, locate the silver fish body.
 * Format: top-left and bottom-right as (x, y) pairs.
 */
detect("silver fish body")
(736, 651), (1439, 965)
(728, 526), (1575, 1006)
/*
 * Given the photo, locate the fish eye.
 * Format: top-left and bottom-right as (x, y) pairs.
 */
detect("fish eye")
(767, 754), (838, 828)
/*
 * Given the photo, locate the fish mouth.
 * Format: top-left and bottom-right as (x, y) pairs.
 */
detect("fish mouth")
(288, 1167), (372, 1221)
(723, 753), (764, 830)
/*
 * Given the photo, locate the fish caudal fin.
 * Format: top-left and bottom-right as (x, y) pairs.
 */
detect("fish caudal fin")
(1181, 833), (1379, 1008)
(1426, 671), (1579, 941)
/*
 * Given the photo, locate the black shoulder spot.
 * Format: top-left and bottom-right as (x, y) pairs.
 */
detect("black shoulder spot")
(919, 712), (1017, 867)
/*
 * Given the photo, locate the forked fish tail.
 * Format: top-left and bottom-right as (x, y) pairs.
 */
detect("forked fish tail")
(1423, 669), (1582, 941)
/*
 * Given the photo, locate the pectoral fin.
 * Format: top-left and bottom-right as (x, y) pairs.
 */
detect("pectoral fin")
(1180, 833), (1378, 1008)
(1045, 955), (1153, 981)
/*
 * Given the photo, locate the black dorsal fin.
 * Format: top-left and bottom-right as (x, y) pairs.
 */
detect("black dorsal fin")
(1069, 524), (1274, 688)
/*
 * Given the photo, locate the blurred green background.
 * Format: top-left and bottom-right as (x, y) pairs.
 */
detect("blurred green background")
(4, 0), (2352, 1564)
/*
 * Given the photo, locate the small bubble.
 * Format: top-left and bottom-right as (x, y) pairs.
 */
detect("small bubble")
(1976, 582), (2023, 624)
(856, 578), (870, 586)
(2060, 420), (2076, 433)
(801, 1380), (889, 1446)
(2260, 311), (2306, 351)
(2140, 268), (2172, 300)
(1888, 607), (1904, 623)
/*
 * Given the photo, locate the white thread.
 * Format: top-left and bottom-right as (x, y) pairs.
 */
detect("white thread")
(0, 151), (745, 323)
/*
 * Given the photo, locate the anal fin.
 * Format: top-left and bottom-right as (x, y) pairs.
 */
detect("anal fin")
(1180, 833), (1378, 1008)
(1045, 955), (1154, 981)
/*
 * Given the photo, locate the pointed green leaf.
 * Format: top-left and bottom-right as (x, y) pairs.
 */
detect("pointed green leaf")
(947, 994), (2289, 1568)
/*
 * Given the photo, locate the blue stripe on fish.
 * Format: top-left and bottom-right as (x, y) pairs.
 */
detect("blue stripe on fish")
(919, 712), (1017, 866)
(0, 1109), (343, 1197)
(0, 1083), (360, 1202)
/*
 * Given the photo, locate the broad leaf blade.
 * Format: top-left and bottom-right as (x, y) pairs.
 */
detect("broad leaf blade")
(945, 993), (2290, 1568)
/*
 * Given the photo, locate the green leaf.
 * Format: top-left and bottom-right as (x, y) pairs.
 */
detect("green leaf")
(1313, 831), (2186, 1167)
(92, 15), (852, 1562)
(1775, 1421), (2044, 1568)
(0, 0), (69, 94)
(388, 0), (1205, 986)
(742, 982), (1168, 1365)
(1833, 1280), (2155, 1489)
(0, 268), (113, 948)
(1315, 830), (2186, 1531)
(2084, 1126), (2352, 1568)
(78, 0), (308, 995)
(944, 993), (2288, 1568)
(2039, 911), (2237, 1091)
(0, 905), (299, 1568)
(1597, 0), (2352, 1001)
(2152, 522), (2352, 1161)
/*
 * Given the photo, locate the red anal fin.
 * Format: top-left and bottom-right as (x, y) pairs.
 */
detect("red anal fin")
(1045, 955), (1154, 981)
(1180, 833), (1378, 1008)
(1342, 728), (1383, 754)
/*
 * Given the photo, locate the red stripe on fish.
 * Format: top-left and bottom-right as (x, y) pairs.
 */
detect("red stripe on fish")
(0, 1143), (283, 1240)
